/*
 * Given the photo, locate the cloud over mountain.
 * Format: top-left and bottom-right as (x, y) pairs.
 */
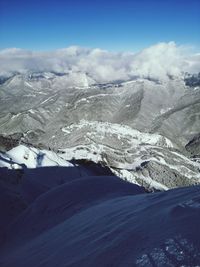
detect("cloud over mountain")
(0, 42), (199, 82)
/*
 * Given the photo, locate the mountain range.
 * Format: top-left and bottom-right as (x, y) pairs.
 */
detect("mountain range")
(0, 45), (200, 266)
(0, 71), (200, 190)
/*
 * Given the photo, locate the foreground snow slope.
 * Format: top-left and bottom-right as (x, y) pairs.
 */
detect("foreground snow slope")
(1, 146), (200, 266)
(0, 165), (200, 267)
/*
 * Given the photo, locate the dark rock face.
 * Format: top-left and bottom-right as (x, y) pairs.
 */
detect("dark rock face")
(0, 133), (23, 152)
(0, 75), (12, 85)
(185, 133), (200, 156)
(184, 73), (200, 87)
(136, 160), (199, 189)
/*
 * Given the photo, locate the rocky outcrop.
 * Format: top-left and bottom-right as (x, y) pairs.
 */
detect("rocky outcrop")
(0, 133), (23, 152)
(185, 133), (200, 156)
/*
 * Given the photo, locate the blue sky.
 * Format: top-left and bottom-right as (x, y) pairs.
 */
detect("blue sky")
(0, 0), (200, 52)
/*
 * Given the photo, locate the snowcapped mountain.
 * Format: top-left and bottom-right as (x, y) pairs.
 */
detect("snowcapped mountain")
(1, 72), (200, 145)
(0, 70), (200, 190)
(1, 43), (200, 266)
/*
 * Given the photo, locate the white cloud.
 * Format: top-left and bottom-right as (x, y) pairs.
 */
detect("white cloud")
(0, 42), (199, 82)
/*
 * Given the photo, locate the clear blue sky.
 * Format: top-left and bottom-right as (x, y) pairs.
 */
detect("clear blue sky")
(0, 0), (200, 52)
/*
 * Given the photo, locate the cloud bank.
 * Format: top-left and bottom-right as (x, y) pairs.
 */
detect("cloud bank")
(0, 42), (200, 82)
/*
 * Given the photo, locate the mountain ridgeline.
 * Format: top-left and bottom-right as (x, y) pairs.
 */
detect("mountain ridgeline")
(0, 71), (200, 190)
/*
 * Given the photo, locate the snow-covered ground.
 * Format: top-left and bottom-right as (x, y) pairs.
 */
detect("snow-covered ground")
(0, 162), (200, 267)
(0, 145), (73, 169)
(54, 121), (200, 190)
(61, 120), (174, 148)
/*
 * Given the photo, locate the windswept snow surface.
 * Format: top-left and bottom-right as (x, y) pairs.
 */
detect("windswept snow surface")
(0, 162), (200, 267)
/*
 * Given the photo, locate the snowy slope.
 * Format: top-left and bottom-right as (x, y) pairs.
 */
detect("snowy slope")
(0, 71), (200, 190)
(1, 137), (200, 191)
(1, 74), (200, 185)
(1, 146), (200, 266)
(0, 145), (73, 169)
(1, 168), (200, 267)
(54, 121), (200, 190)
(0, 150), (114, 245)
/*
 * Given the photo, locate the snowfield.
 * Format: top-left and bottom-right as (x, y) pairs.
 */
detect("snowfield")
(0, 145), (73, 169)
(0, 154), (200, 267)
